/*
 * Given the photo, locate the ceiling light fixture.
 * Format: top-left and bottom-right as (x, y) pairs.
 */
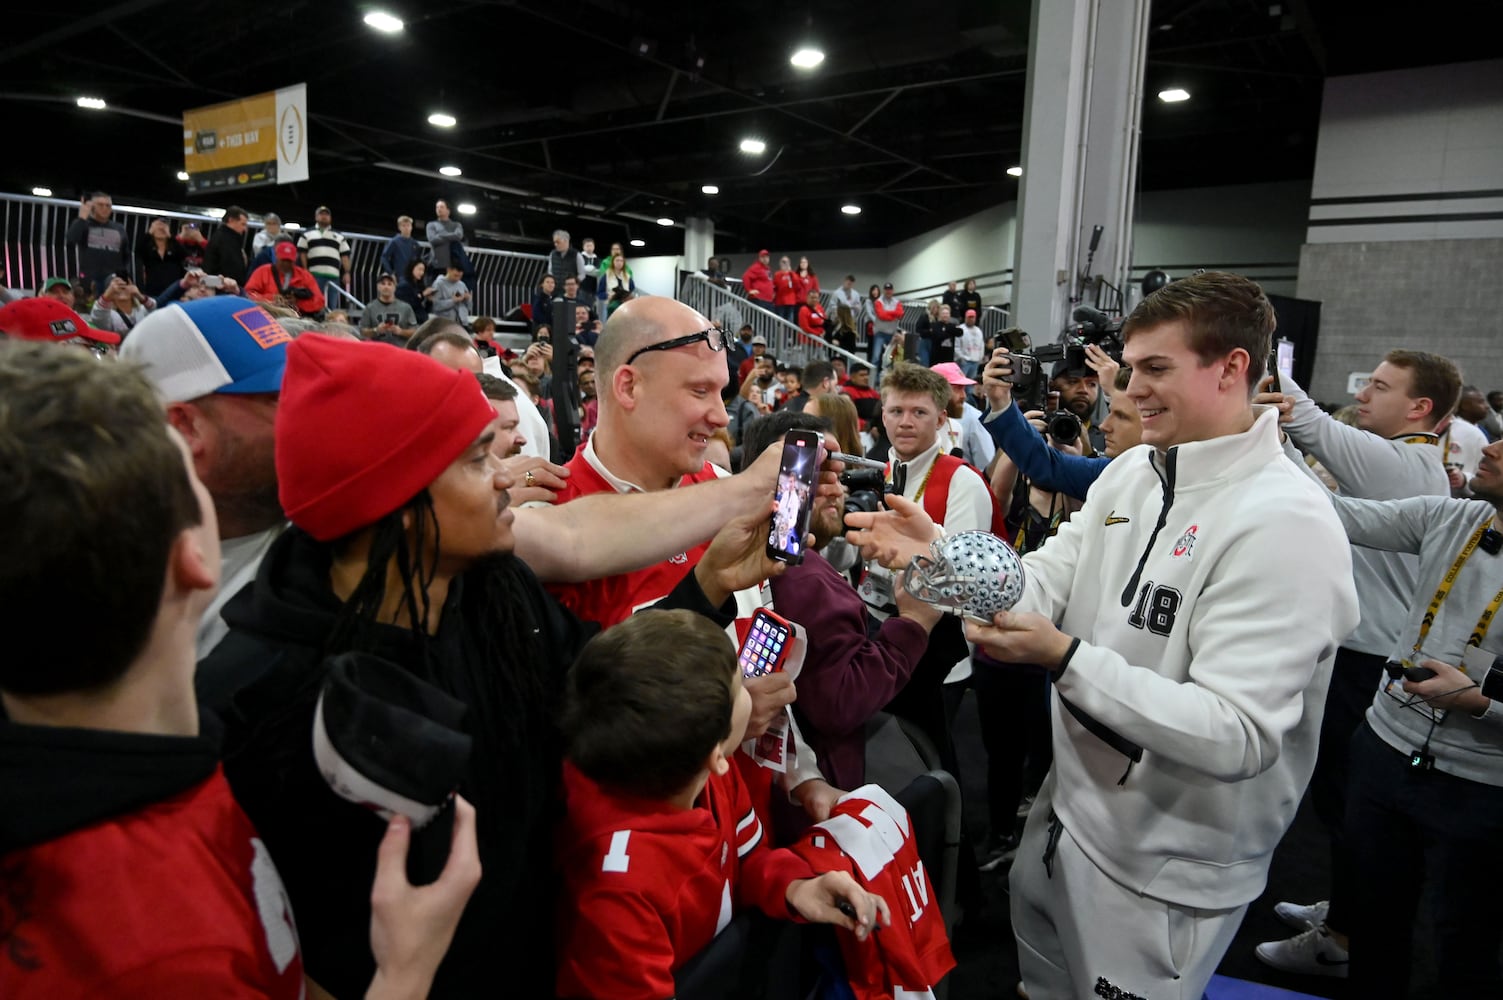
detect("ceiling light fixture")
(1158, 88), (1190, 103)
(739, 138), (767, 155)
(32, 186), (52, 197)
(176, 170), (189, 181)
(1006, 165), (1023, 177)
(840, 204), (861, 215)
(363, 11), (404, 33)
(790, 47), (825, 70)
(701, 184), (719, 195)
(656, 217), (674, 226)
(439, 165), (462, 177)
(456, 203), (477, 215)
(427, 112), (457, 128)
(629, 238), (646, 247)
(76, 96), (106, 110)
(283, 222), (301, 229)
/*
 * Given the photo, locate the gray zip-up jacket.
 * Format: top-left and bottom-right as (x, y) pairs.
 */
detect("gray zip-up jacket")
(1325, 493), (1503, 786)
(1280, 374), (1450, 655)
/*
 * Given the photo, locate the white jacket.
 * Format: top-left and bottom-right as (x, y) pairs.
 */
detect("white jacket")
(1017, 407), (1358, 908)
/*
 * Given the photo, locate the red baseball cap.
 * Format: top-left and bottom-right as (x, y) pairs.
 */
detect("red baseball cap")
(275, 241), (298, 261)
(758, 249), (770, 256)
(0, 296), (121, 346)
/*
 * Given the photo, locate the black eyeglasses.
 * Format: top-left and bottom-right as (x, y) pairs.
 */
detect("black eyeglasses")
(624, 326), (735, 366)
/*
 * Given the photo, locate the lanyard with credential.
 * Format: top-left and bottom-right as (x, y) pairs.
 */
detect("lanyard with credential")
(1413, 520), (1503, 654)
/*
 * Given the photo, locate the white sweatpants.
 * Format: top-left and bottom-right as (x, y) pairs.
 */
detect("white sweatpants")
(1008, 775), (1247, 1000)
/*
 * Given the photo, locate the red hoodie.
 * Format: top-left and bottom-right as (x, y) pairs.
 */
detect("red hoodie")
(798, 303), (827, 340)
(556, 760), (814, 1000)
(773, 269), (800, 307)
(741, 260), (774, 302)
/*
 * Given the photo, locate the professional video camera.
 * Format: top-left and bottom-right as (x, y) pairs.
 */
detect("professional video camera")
(1002, 306), (1126, 429)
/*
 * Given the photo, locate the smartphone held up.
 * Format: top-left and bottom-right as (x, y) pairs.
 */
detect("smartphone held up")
(766, 430), (820, 566)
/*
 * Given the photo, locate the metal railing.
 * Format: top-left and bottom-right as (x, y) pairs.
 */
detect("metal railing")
(0, 192), (549, 321)
(710, 274), (1012, 357)
(677, 273), (867, 371)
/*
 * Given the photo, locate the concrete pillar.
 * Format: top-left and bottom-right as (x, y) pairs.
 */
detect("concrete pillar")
(684, 216), (715, 275)
(1012, 0), (1152, 342)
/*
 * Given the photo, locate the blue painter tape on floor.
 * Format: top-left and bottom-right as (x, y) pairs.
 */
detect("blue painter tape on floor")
(1205, 975), (1326, 1000)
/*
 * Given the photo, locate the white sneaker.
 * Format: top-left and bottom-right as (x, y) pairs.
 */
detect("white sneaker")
(1254, 926), (1349, 978)
(1272, 898), (1330, 931)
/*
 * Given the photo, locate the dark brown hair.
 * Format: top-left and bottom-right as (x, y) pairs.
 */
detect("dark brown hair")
(563, 610), (738, 799)
(1122, 271), (1274, 393)
(0, 343), (201, 694)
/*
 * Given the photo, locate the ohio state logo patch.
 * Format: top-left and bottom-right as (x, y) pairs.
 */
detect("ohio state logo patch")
(1171, 524), (1198, 560)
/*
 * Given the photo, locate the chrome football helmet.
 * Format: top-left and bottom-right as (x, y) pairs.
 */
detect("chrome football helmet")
(902, 530), (1026, 622)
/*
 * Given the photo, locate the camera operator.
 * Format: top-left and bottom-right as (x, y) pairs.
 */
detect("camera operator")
(739, 410), (943, 792)
(1049, 358), (1106, 455)
(980, 343), (1141, 501)
(1302, 440), (1503, 998)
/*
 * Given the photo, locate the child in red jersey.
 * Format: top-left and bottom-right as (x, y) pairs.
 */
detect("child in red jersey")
(556, 609), (890, 1000)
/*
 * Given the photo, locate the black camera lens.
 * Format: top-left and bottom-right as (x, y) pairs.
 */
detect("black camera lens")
(1047, 410), (1082, 445)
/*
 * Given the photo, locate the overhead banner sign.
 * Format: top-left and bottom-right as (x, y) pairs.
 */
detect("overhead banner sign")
(183, 84), (308, 194)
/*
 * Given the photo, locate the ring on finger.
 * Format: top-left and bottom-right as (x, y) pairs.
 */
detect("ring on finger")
(524, 470), (536, 487)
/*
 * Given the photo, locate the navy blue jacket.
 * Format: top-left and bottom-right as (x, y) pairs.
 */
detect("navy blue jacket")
(984, 401), (1109, 500)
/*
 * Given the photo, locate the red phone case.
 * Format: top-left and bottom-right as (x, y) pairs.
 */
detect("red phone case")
(738, 608), (793, 678)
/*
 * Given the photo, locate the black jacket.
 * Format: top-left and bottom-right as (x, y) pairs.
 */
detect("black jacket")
(135, 237), (186, 298)
(199, 526), (731, 998)
(203, 226), (249, 286)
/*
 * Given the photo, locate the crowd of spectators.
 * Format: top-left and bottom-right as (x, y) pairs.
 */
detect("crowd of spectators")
(4, 191), (1503, 1000)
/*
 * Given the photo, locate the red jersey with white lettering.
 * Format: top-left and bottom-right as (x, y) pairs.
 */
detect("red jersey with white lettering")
(556, 760), (814, 1000)
(0, 767), (304, 1000)
(546, 452), (724, 628)
(789, 785), (955, 1000)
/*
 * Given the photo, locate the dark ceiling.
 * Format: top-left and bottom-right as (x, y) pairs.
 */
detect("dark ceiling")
(1, 0), (1495, 253)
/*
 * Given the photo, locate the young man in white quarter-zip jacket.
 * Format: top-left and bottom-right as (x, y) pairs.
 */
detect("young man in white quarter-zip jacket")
(848, 272), (1359, 1000)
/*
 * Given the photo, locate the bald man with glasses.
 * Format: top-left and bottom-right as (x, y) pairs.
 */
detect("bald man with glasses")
(545, 295), (844, 822)
(545, 296), (742, 627)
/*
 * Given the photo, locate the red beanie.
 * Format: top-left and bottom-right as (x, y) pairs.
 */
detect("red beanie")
(276, 334), (495, 541)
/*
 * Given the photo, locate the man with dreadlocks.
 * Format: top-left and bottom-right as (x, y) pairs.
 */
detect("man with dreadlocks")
(201, 334), (805, 998)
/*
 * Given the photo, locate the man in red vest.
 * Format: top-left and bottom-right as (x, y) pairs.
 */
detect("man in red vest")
(860, 363), (993, 773)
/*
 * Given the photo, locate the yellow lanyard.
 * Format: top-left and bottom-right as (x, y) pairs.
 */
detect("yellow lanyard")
(1396, 434), (1439, 445)
(887, 460), (937, 502)
(1414, 520), (1503, 654)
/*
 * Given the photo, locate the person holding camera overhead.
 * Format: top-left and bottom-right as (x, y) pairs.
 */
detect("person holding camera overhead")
(981, 342), (1141, 502)
(244, 239), (326, 317)
(89, 271), (152, 338)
